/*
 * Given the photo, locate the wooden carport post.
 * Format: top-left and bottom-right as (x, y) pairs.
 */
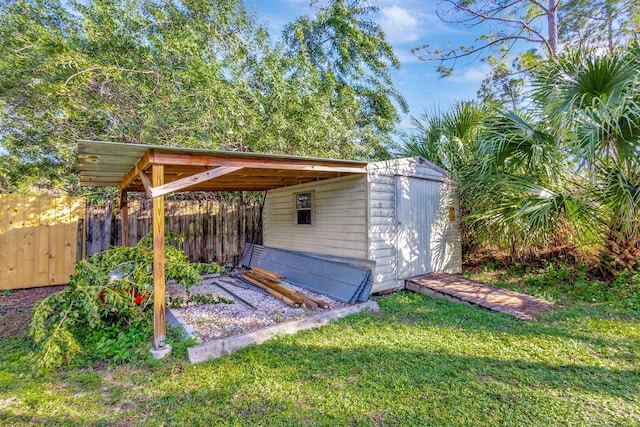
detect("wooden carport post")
(151, 164), (170, 357)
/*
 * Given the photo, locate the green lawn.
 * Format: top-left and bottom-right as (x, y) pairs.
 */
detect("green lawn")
(1, 267), (639, 426)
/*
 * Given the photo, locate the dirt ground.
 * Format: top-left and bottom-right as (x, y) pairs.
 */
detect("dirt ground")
(0, 285), (67, 339)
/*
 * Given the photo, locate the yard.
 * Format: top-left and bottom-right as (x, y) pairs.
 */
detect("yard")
(1, 263), (639, 426)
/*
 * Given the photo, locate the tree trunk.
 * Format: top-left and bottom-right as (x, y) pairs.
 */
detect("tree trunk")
(547, 0), (559, 56)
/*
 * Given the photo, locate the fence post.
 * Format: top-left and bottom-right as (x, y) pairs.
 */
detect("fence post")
(120, 191), (129, 247)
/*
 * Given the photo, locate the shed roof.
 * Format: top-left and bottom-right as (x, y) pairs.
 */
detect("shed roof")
(78, 140), (367, 195)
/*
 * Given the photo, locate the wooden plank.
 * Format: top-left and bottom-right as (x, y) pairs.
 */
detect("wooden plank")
(0, 196), (10, 290)
(150, 166), (242, 198)
(241, 274), (300, 308)
(34, 196), (51, 287)
(48, 198), (62, 285)
(119, 151), (151, 191)
(63, 201), (77, 284)
(151, 151), (367, 174)
(120, 191), (129, 246)
(251, 267), (285, 281)
(2, 195), (20, 289)
(152, 164), (167, 350)
(18, 196), (36, 288)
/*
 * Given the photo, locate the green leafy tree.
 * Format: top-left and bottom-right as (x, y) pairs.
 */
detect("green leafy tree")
(559, 0), (639, 53)
(412, 44), (640, 267)
(413, 1), (638, 109)
(0, 0), (404, 192)
(412, 1), (561, 78)
(283, 0), (407, 156)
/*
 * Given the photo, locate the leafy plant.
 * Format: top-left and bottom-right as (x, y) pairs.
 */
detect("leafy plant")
(83, 322), (153, 364)
(194, 262), (226, 275)
(28, 232), (200, 372)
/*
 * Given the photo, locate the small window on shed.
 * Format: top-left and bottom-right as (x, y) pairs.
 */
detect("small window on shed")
(295, 192), (313, 225)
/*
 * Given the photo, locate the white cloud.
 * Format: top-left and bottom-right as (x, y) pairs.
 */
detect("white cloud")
(379, 5), (420, 43)
(394, 48), (422, 64)
(449, 65), (490, 83)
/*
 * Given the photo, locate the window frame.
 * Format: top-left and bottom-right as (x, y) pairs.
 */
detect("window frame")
(294, 191), (314, 226)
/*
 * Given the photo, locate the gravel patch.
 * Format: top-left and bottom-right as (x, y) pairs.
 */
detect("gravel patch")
(167, 273), (346, 343)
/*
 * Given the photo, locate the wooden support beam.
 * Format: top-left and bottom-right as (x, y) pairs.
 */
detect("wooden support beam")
(120, 191), (129, 247)
(152, 151), (367, 174)
(119, 151), (151, 191)
(152, 164), (167, 351)
(150, 166), (242, 198)
(138, 170), (152, 197)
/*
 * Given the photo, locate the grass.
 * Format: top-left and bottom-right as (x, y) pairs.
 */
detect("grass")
(1, 264), (639, 426)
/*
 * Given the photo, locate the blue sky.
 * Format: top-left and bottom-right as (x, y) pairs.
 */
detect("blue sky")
(244, 0), (494, 134)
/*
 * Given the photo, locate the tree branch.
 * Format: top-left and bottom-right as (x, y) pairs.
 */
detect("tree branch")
(64, 66), (100, 86)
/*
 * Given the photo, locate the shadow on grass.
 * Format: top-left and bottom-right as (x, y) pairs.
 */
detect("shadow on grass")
(122, 339), (639, 426)
(0, 291), (638, 426)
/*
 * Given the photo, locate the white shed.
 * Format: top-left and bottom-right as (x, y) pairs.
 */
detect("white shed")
(262, 156), (462, 293)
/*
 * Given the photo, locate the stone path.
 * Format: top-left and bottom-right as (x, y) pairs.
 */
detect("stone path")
(406, 273), (553, 320)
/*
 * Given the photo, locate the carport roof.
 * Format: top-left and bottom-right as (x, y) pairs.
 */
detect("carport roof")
(78, 140), (368, 195)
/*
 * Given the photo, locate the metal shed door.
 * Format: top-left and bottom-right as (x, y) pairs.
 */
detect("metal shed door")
(396, 176), (441, 279)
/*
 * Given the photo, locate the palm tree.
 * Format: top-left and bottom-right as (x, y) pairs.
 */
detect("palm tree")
(467, 108), (597, 263)
(405, 44), (640, 268)
(534, 43), (640, 270)
(403, 101), (487, 180)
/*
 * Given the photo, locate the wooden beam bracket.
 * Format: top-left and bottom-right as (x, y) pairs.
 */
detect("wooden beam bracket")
(138, 170), (153, 198)
(119, 151), (151, 191)
(149, 166), (242, 198)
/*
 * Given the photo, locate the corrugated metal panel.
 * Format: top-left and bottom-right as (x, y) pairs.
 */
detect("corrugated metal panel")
(239, 242), (263, 267)
(242, 244), (374, 304)
(77, 140), (367, 189)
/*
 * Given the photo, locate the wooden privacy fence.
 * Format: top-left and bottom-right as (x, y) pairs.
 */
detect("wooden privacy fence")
(0, 195), (261, 289)
(0, 194), (85, 290)
(86, 198), (262, 264)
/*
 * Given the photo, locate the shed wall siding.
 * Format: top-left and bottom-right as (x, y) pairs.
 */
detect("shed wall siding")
(367, 171), (400, 292)
(366, 157), (462, 293)
(263, 157), (462, 296)
(263, 175), (368, 259)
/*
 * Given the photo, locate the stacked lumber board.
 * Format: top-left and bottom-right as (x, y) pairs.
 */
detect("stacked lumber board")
(241, 267), (330, 311)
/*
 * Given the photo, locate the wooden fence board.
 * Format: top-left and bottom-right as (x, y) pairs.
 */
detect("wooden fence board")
(17, 196), (35, 288)
(35, 196), (50, 287)
(3, 196), (19, 289)
(0, 196), (12, 289)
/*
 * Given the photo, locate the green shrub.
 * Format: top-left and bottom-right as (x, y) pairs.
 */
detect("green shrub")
(28, 232), (200, 372)
(194, 262), (226, 275)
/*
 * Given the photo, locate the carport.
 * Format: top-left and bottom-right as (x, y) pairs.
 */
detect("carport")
(77, 140), (367, 357)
